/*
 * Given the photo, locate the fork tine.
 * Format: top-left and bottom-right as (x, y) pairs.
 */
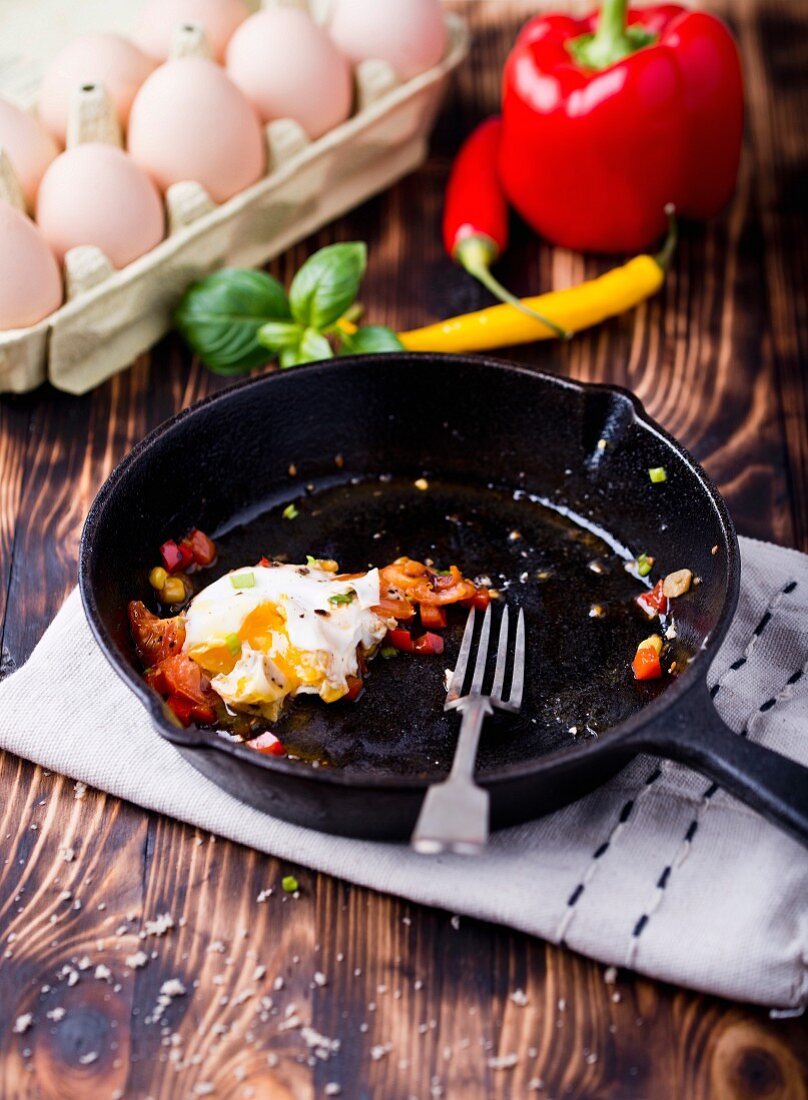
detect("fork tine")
(469, 603), (492, 695)
(507, 607), (526, 709)
(490, 604), (509, 702)
(445, 606), (476, 707)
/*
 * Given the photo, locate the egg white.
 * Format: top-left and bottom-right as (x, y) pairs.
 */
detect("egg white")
(183, 563), (391, 719)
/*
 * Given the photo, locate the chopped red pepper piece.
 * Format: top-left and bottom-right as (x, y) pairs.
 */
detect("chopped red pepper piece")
(632, 635), (663, 681)
(257, 556), (272, 567)
(461, 588), (492, 612)
(636, 579), (669, 617)
(419, 604), (447, 629)
(387, 629), (415, 653)
(188, 528), (217, 566)
(345, 674), (364, 701)
(177, 540), (195, 571)
(246, 731), (285, 756)
(160, 540), (184, 573)
(413, 632), (445, 656)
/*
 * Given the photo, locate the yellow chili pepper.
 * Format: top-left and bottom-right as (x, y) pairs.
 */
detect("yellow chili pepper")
(397, 207), (676, 355)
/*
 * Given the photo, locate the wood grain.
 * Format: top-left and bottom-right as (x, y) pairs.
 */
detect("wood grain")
(1, 1), (807, 1097)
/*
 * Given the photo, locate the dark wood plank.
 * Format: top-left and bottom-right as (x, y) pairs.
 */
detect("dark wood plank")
(1, 0), (807, 1097)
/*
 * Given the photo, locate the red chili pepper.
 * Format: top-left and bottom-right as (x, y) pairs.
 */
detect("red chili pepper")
(637, 579), (669, 617)
(443, 117), (566, 338)
(413, 632), (445, 656)
(419, 604), (447, 630)
(247, 730), (286, 755)
(500, 1), (743, 253)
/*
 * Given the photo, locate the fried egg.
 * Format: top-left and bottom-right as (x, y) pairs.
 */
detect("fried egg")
(183, 563), (390, 719)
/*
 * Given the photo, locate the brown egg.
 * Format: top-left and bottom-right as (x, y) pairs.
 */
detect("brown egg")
(0, 202), (63, 330)
(39, 33), (156, 146)
(127, 58), (265, 203)
(0, 97), (58, 210)
(135, 0), (250, 63)
(36, 144), (165, 268)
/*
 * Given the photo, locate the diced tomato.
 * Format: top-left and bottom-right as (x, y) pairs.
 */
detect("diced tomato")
(129, 601), (186, 665)
(372, 596), (415, 621)
(413, 632), (444, 655)
(345, 674), (364, 701)
(157, 653), (215, 706)
(166, 692), (216, 726)
(188, 528), (217, 566)
(387, 628), (415, 653)
(379, 558), (477, 607)
(636, 580), (669, 618)
(257, 556), (272, 567)
(461, 588), (491, 611)
(419, 604), (447, 629)
(246, 731), (286, 755)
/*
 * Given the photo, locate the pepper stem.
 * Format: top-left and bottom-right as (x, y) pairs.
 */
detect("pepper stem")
(456, 236), (568, 339)
(567, 0), (656, 70)
(654, 204), (678, 271)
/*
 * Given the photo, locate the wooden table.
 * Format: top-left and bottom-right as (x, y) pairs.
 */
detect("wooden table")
(2, 2), (807, 1096)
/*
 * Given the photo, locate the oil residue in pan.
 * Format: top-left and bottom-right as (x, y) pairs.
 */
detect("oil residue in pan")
(211, 475), (685, 779)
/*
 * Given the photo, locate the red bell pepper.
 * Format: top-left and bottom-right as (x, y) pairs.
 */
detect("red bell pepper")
(499, 0), (743, 253)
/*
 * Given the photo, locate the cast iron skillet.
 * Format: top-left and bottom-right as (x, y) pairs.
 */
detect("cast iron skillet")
(79, 354), (808, 846)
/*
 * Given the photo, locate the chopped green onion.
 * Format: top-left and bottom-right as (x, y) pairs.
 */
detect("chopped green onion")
(282, 875), (299, 893)
(225, 632), (241, 656)
(649, 466), (667, 484)
(230, 571), (256, 589)
(306, 554), (318, 567)
(328, 591), (356, 606)
(436, 569), (452, 577)
(380, 645), (398, 659)
(637, 553), (654, 577)
(282, 503), (299, 520)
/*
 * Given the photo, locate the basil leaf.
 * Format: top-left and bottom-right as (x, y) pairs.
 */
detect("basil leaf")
(289, 242), (367, 330)
(279, 345), (303, 369)
(298, 328), (334, 363)
(339, 325), (404, 355)
(175, 269), (291, 375)
(257, 320), (303, 351)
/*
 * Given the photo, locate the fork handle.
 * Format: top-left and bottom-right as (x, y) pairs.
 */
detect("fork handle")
(411, 697), (493, 855)
(449, 696), (494, 781)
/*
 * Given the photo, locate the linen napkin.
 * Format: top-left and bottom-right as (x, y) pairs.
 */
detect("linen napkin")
(1, 535), (806, 1009)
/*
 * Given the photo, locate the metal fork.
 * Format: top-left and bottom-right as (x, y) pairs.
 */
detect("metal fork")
(411, 603), (526, 855)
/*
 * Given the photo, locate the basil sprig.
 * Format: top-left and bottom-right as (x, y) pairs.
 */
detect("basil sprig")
(174, 242), (402, 374)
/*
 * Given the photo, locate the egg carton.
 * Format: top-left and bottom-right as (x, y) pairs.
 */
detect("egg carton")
(0, 9), (468, 395)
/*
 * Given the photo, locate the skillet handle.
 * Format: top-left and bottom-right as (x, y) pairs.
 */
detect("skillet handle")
(631, 680), (808, 849)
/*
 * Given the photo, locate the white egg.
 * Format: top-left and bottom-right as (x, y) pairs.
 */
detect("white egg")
(183, 563), (389, 718)
(328, 0), (448, 82)
(226, 8), (352, 139)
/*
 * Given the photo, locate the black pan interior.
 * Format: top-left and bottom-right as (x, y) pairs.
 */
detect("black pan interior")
(81, 355), (736, 784)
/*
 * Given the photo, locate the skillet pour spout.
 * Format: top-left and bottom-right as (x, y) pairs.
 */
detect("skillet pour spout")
(80, 353), (808, 846)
